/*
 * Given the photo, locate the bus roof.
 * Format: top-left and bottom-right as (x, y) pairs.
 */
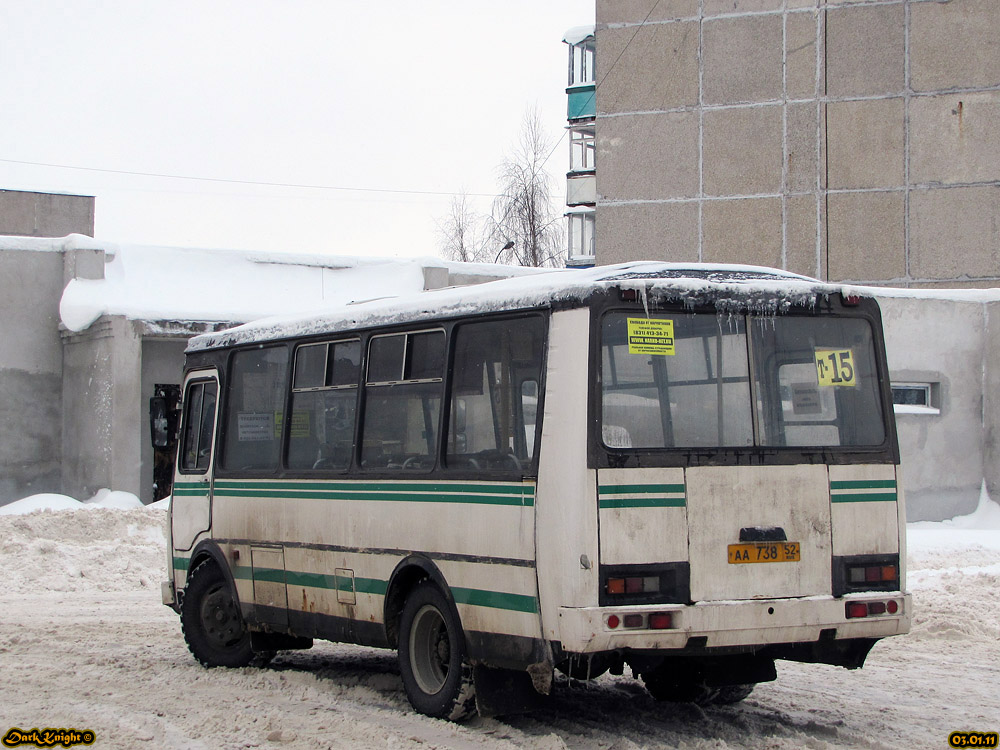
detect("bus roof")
(187, 261), (864, 352)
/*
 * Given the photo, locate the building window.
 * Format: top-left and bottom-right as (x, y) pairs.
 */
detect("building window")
(569, 39), (596, 86)
(891, 383), (939, 415)
(568, 211), (595, 263)
(570, 126), (595, 173)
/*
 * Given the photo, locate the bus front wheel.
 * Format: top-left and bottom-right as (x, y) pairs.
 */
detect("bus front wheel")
(398, 581), (476, 720)
(181, 560), (272, 669)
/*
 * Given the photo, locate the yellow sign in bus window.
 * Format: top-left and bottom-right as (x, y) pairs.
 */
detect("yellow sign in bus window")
(627, 318), (675, 355)
(814, 348), (856, 387)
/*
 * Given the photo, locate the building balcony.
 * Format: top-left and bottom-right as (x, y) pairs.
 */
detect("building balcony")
(566, 172), (596, 207)
(567, 83), (596, 121)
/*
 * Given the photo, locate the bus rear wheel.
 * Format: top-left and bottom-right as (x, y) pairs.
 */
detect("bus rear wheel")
(181, 560), (272, 668)
(398, 581), (476, 720)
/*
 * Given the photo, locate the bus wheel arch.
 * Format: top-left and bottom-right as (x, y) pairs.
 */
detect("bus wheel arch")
(383, 556), (456, 649)
(181, 557), (267, 668)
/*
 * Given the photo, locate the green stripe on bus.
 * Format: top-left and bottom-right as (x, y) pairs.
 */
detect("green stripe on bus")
(214, 480), (533, 496)
(450, 586), (538, 614)
(202, 565), (529, 614)
(831, 492), (898, 503)
(599, 496), (686, 509)
(172, 556), (190, 571)
(212, 488), (531, 506)
(598, 483), (685, 495)
(208, 479), (533, 507)
(830, 480), (896, 490)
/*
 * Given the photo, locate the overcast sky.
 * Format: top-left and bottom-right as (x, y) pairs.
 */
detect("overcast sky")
(0, 1), (593, 259)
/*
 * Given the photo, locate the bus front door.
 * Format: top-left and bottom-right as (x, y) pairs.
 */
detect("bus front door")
(171, 370), (220, 551)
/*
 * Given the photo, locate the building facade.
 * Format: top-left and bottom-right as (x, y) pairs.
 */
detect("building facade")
(594, 0), (1000, 288)
(575, 0), (1000, 520)
(564, 26), (598, 267)
(0, 197), (529, 506)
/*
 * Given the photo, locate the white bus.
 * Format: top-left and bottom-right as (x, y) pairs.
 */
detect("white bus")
(162, 262), (911, 719)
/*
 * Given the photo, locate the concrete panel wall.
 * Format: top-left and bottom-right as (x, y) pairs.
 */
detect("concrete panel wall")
(878, 297), (987, 521)
(0, 250), (65, 505)
(61, 321), (115, 499)
(0, 190), (95, 238)
(595, 0), (1000, 288)
(61, 317), (143, 501)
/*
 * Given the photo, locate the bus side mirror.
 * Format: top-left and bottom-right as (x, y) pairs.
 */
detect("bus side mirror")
(150, 396), (174, 449)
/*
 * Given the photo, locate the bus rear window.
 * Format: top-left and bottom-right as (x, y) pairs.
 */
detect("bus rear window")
(601, 313), (752, 448)
(752, 316), (885, 447)
(600, 312), (886, 451)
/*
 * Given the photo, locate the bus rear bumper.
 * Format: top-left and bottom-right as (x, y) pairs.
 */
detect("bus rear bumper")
(557, 592), (912, 653)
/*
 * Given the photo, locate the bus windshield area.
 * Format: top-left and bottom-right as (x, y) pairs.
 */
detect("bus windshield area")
(600, 311), (886, 450)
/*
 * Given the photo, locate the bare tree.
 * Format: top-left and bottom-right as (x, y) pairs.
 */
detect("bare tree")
(438, 191), (490, 263)
(489, 107), (564, 268)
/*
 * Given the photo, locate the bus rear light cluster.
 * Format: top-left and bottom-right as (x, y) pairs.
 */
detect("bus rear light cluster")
(606, 576), (660, 596)
(606, 612), (674, 630)
(845, 599), (900, 619)
(848, 564), (897, 585)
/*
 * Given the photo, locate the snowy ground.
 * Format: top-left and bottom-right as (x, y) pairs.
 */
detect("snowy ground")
(0, 495), (997, 750)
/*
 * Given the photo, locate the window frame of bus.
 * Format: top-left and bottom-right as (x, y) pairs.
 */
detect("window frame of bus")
(442, 313), (547, 476)
(177, 376), (219, 475)
(218, 344), (290, 475)
(587, 296), (899, 470)
(359, 328), (447, 473)
(285, 338), (361, 472)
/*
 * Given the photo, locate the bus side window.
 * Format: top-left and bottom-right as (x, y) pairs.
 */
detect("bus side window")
(287, 340), (360, 471)
(221, 346), (289, 472)
(180, 380), (218, 472)
(361, 330), (445, 471)
(446, 316), (545, 472)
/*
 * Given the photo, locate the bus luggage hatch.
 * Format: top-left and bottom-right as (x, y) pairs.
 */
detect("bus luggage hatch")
(251, 546), (288, 628)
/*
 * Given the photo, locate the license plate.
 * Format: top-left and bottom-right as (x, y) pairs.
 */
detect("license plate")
(728, 542), (801, 564)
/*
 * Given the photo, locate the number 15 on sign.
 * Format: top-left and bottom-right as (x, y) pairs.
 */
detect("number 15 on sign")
(815, 349), (856, 387)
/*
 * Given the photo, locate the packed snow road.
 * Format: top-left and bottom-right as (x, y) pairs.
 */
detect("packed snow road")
(0, 506), (997, 750)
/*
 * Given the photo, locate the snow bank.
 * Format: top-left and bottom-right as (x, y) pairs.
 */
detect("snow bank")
(0, 489), (144, 515)
(0, 493), (84, 515)
(84, 489), (145, 510)
(0, 506), (167, 594)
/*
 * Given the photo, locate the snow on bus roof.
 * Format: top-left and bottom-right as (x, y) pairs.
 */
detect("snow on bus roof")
(187, 261), (859, 352)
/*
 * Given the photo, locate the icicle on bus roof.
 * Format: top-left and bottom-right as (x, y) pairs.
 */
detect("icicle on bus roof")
(187, 262), (869, 353)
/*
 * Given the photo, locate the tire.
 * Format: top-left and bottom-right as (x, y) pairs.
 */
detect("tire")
(712, 684), (755, 704)
(181, 560), (272, 668)
(641, 668), (719, 705)
(398, 581), (477, 720)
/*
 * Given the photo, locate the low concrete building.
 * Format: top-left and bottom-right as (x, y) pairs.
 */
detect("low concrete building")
(0, 233), (530, 506)
(877, 292), (1000, 520)
(0, 189), (95, 239)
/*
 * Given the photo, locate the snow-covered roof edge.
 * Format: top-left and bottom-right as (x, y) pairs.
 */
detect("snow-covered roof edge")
(187, 262), (863, 353)
(563, 25), (595, 45)
(0, 233), (110, 253)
